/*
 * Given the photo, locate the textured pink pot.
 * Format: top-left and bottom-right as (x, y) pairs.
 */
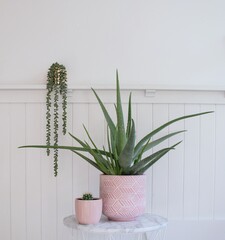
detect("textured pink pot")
(75, 198), (102, 224)
(100, 175), (146, 221)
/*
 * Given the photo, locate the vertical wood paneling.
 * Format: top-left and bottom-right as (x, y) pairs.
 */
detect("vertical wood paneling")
(88, 103), (104, 196)
(40, 104), (57, 240)
(136, 104), (153, 213)
(0, 104), (11, 240)
(168, 104), (185, 220)
(152, 104), (169, 217)
(183, 104), (201, 220)
(26, 104), (42, 240)
(10, 104), (26, 240)
(0, 90), (225, 240)
(214, 105), (225, 219)
(57, 103), (73, 240)
(72, 103), (89, 240)
(199, 105), (216, 220)
(72, 104), (89, 197)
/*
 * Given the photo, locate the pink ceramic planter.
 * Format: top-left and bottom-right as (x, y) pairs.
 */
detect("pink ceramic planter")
(100, 175), (146, 221)
(75, 198), (102, 224)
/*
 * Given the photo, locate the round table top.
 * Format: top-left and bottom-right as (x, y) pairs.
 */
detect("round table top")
(63, 213), (168, 234)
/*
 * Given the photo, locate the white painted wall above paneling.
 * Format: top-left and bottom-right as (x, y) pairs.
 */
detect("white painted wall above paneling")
(1, 0), (225, 88)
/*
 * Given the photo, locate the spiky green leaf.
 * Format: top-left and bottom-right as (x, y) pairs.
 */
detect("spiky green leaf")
(134, 141), (182, 174)
(92, 88), (116, 136)
(126, 93), (132, 138)
(134, 111), (213, 156)
(71, 150), (103, 172)
(118, 119), (135, 173)
(133, 130), (185, 160)
(116, 71), (126, 154)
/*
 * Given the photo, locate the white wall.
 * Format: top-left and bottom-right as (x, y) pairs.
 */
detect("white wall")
(1, 0), (225, 87)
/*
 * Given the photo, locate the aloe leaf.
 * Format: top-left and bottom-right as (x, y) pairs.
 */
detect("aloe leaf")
(92, 88), (116, 136)
(103, 145), (111, 165)
(71, 150), (105, 173)
(134, 111), (213, 156)
(19, 144), (88, 152)
(126, 93), (132, 138)
(134, 138), (151, 164)
(20, 143), (112, 158)
(130, 147), (174, 174)
(83, 124), (98, 149)
(110, 127), (116, 157)
(84, 141), (107, 167)
(118, 119), (135, 173)
(107, 127), (118, 170)
(21, 132), (111, 157)
(107, 125), (117, 161)
(107, 127), (115, 161)
(133, 130), (185, 159)
(83, 141), (107, 168)
(116, 72), (126, 154)
(68, 132), (112, 157)
(113, 126), (119, 159)
(102, 146), (116, 174)
(133, 141), (182, 174)
(106, 127), (113, 158)
(83, 141), (113, 174)
(135, 149), (171, 175)
(69, 132), (89, 148)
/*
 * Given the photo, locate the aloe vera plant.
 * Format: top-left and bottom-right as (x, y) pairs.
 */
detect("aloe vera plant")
(20, 72), (212, 176)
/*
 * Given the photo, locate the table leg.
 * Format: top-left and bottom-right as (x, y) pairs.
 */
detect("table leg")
(143, 227), (167, 240)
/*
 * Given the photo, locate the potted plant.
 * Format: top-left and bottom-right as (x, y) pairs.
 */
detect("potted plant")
(20, 72), (212, 221)
(75, 193), (102, 224)
(46, 62), (68, 176)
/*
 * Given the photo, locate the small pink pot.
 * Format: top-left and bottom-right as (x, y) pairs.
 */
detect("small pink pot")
(75, 198), (102, 224)
(100, 175), (146, 221)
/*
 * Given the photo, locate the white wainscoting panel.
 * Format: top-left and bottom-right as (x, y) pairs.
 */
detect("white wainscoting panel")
(0, 88), (224, 240)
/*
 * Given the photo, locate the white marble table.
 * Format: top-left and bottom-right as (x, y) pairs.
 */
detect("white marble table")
(63, 213), (168, 240)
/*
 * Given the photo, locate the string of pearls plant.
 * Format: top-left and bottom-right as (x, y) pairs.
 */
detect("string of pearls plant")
(46, 62), (67, 176)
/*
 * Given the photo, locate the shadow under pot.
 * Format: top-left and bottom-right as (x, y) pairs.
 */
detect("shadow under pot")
(75, 198), (102, 224)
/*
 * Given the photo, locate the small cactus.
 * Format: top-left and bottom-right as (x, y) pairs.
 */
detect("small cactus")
(82, 193), (93, 200)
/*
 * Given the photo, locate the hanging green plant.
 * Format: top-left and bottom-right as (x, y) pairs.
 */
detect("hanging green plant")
(46, 62), (67, 176)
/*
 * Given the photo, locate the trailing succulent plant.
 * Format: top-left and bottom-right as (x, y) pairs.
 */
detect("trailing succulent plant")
(82, 193), (94, 200)
(46, 62), (67, 176)
(20, 72), (212, 176)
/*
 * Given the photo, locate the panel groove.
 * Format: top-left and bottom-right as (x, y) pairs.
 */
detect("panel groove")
(182, 103), (186, 220)
(212, 105), (217, 221)
(9, 103), (12, 240)
(87, 103), (90, 193)
(56, 177), (58, 240)
(25, 103), (28, 240)
(166, 104), (170, 219)
(197, 108), (201, 221)
(40, 104), (44, 240)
